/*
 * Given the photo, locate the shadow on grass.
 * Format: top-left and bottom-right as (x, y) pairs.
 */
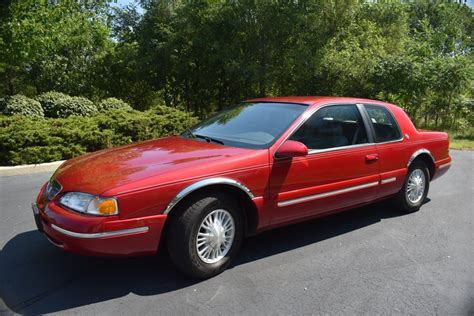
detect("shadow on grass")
(0, 200), (414, 315)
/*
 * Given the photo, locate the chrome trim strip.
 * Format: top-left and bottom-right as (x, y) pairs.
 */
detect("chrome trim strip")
(438, 162), (451, 169)
(45, 235), (65, 248)
(307, 142), (374, 154)
(277, 181), (379, 207)
(51, 224), (149, 239)
(163, 177), (255, 215)
(407, 148), (435, 167)
(375, 137), (404, 145)
(381, 177), (396, 184)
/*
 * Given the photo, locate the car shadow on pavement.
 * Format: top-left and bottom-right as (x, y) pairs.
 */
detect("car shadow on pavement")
(0, 200), (411, 314)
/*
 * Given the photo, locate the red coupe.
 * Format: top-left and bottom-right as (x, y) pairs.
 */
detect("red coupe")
(33, 97), (451, 278)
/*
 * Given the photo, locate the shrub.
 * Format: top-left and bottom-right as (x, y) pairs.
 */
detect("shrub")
(149, 105), (199, 135)
(35, 92), (97, 118)
(53, 96), (98, 118)
(35, 91), (70, 117)
(0, 95), (44, 117)
(0, 107), (198, 165)
(98, 98), (132, 111)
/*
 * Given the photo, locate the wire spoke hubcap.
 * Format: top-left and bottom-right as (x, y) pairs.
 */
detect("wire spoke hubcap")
(196, 209), (235, 264)
(406, 169), (426, 204)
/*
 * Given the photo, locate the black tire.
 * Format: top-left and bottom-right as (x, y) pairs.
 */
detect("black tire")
(166, 191), (244, 279)
(395, 160), (430, 213)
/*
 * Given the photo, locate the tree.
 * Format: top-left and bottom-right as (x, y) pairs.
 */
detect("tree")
(0, 0), (111, 97)
(0, 0), (472, 128)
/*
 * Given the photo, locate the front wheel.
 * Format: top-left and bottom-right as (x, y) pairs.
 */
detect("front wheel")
(395, 160), (430, 213)
(167, 192), (243, 279)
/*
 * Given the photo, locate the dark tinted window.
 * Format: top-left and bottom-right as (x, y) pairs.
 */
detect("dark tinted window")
(364, 105), (401, 142)
(185, 102), (306, 149)
(289, 105), (368, 150)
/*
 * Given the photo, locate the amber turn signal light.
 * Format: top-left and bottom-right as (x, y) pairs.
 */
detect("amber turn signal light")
(98, 199), (117, 215)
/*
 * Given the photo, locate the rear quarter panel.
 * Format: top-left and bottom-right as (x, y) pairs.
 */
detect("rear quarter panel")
(370, 104), (451, 197)
(384, 104), (449, 175)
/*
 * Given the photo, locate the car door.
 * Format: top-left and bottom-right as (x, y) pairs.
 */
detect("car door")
(269, 104), (380, 225)
(362, 103), (407, 198)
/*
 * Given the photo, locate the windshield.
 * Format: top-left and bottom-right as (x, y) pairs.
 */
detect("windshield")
(183, 102), (307, 149)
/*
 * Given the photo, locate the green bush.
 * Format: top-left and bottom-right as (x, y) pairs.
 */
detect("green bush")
(98, 98), (132, 111)
(35, 91), (70, 117)
(53, 96), (98, 118)
(0, 107), (198, 165)
(0, 95), (44, 117)
(35, 92), (97, 118)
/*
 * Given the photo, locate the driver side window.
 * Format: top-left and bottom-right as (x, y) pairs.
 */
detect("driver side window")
(289, 104), (369, 151)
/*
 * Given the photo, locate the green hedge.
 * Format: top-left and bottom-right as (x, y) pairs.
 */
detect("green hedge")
(35, 93), (133, 117)
(35, 91), (70, 117)
(0, 95), (44, 117)
(0, 107), (198, 166)
(98, 97), (132, 111)
(51, 96), (98, 118)
(35, 92), (98, 118)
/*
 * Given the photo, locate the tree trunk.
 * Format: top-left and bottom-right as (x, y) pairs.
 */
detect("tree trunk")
(444, 93), (453, 130)
(164, 85), (171, 107)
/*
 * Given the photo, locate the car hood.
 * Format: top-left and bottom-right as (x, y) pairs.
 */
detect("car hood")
(53, 136), (259, 196)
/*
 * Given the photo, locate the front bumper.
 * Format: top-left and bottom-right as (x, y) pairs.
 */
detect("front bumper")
(32, 201), (167, 257)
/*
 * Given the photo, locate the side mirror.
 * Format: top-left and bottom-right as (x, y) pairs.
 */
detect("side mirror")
(275, 140), (308, 158)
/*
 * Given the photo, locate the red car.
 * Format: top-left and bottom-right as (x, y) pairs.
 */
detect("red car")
(33, 97), (451, 278)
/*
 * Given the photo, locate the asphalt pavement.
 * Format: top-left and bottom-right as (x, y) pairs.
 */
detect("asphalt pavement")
(0, 150), (473, 315)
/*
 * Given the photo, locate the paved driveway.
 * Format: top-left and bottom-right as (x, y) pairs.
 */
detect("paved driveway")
(1, 150), (473, 315)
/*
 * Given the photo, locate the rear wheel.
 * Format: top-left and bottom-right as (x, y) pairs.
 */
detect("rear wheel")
(395, 160), (430, 213)
(167, 191), (243, 279)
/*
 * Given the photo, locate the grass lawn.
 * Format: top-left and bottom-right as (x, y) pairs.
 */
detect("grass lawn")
(450, 137), (474, 150)
(448, 127), (474, 150)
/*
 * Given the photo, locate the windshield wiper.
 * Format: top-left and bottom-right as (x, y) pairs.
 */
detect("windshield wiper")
(185, 128), (196, 138)
(194, 134), (225, 145)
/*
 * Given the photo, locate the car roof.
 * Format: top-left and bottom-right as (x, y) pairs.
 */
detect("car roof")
(246, 96), (396, 109)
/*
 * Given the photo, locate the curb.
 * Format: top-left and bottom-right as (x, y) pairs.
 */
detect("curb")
(0, 297), (15, 316)
(0, 160), (65, 177)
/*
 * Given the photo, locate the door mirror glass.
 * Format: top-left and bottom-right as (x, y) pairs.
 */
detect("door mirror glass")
(275, 140), (308, 158)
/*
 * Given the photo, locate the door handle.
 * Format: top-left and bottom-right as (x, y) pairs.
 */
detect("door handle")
(366, 154), (379, 162)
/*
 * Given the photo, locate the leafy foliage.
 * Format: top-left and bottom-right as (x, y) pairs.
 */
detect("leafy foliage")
(132, 0), (473, 128)
(50, 96), (98, 118)
(35, 91), (70, 117)
(0, 94), (44, 117)
(0, 0), (111, 97)
(98, 97), (132, 111)
(0, 107), (198, 165)
(0, 0), (472, 163)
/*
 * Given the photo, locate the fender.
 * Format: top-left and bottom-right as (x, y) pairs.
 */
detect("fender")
(163, 177), (255, 215)
(407, 148), (434, 167)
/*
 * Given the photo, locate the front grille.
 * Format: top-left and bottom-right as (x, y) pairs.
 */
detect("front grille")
(46, 178), (62, 200)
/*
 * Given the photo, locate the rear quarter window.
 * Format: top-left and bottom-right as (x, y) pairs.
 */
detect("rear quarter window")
(364, 105), (401, 143)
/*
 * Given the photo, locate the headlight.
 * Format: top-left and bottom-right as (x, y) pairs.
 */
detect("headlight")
(59, 192), (119, 216)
